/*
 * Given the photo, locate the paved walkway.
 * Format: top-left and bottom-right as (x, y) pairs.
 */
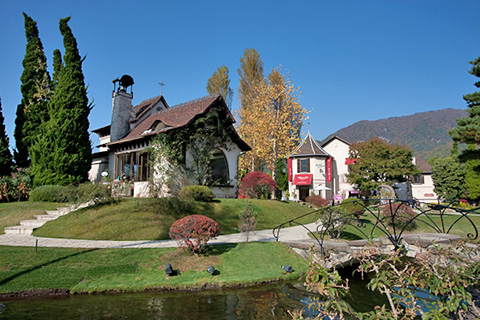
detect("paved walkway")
(0, 223), (318, 249)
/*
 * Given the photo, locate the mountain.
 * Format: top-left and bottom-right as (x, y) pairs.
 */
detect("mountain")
(332, 108), (468, 160)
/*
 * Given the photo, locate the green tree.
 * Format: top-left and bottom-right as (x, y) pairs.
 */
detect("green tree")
(449, 56), (480, 145)
(14, 12), (51, 168)
(449, 56), (480, 201)
(237, 48), (264, 111)
(206, 65), (233, 109)
(51, 48), (63, 91)
(460, 144), (480, 200)
(238, 200), (257, 244)
(0, 98), (13, 176)
(31, 17), (91, 186)
(347, 137), (420, 192)
(431, 156), (465, 200)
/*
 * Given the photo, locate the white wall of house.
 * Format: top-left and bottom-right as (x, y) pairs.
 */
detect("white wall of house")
(288, 157), (328, 200)
(322, 138), (354, 200)
(88, 156), (109, 183)
(412, 174), (438, 203)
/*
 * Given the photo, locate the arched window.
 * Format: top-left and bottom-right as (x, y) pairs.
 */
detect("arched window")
(208, 149), (229, 185)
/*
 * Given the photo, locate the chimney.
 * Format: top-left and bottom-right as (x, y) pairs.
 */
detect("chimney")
(111, 75), (135, 142)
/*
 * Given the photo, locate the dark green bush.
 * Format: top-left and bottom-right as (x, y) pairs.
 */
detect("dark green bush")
(178, 185), (214, 202)
(338, 197), (365, 217)
(150, 197), (195, 219)
(29, 185), (74, 202)
(75, 183), (114, 205)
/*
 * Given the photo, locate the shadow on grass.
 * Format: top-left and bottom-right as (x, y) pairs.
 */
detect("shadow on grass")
(339, 231), (364, 241)
(0, 248), (99, 286)
(203, 243), (237, 256)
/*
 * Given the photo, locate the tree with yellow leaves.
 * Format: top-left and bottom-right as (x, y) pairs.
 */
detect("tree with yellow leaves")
(237, 68), (308, 181)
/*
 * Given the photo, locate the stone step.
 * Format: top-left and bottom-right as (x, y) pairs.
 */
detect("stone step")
(20, 220), (47, 227)
(4, 226), (35, 235)
(34, 214), (62, 220)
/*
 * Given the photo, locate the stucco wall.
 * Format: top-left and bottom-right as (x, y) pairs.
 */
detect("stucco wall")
(412, 174), (438, 203)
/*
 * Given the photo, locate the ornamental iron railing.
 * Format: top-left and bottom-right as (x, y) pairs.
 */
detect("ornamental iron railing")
(272, 199), (479, 256)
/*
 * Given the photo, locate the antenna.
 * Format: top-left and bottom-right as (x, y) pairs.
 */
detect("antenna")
(158, 81), (165, 95)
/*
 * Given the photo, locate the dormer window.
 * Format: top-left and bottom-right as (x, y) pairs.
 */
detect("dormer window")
(152, 121), (166, 131)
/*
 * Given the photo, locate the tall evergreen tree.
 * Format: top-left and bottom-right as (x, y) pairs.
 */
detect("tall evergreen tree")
(14, 12), (51, 168)
(31, 17), (91, 186)
(450, 56), (480, 144)
(51, 49), (63, 91)
(0, 98), (14, 176)
(206, 65), (233, 109)
(237, 48), (264, 111)
(449, 56), (480, 200)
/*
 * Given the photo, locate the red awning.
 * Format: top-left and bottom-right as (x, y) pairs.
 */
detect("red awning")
(293, 174), (313, 185)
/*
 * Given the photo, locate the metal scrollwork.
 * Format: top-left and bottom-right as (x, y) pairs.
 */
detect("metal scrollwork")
(272, 199), (479, 257)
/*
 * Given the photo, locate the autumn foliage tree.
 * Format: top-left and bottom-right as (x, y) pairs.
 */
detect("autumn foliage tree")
(206, 65), (233, 109)
(237, 67), (308, 177)
(169, 215), (220, 255)
(238, 171), (278, 199)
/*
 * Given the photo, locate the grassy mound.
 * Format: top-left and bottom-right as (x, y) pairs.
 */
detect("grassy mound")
(33, 198), (315, 240)
(0, 202), (63, 235)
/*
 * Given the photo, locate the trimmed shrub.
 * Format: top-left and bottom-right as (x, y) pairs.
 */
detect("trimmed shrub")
(178, 185), (214, 202)
(29, 185), (73, 202)
(238, 172), (278, 199)
(381, 202), (417, 230)
(339, 197), (365, 217)
(150, 197), (195, 219)
(306, 195), (330, 208)
(169, 215), (220, 255)
(75, 182), (114, 205)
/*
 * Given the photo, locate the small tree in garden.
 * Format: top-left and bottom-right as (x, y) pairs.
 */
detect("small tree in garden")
(169, 215), (220, 255)
(238, 171), (277, 199)
(381, 202), (417, 230)
(305, 195), (330, 208)
(238, 200), (257, 244)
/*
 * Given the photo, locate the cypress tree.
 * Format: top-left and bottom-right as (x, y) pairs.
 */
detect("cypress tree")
(51, 49), (63, 91)
(0, 98), (14, 176)
(31, 17), (91, 186)
(14, 13), (51, 168)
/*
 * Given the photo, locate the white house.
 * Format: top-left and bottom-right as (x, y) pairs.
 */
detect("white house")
(89, 75), (250, 198)
(287, 134), (437, 203)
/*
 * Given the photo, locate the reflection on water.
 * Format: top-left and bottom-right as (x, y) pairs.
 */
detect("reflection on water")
(0, 274), (387, 319)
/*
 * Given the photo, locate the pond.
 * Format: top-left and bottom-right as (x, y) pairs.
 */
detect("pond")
(0, 271), (387, 319)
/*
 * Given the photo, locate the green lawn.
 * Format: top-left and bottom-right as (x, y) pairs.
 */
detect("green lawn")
(0, 242), (308, 294)
(331, 211), (480, 241)
(32, 198), (315, 240)
(0, 201), (63, 235)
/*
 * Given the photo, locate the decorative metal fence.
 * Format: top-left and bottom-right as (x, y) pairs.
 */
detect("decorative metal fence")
(272, 199), (479, 256)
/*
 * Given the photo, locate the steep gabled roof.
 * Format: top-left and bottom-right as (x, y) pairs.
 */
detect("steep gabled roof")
(290, 132), (331, 158)
(131, 95), (169, 123)
(107, 94), (250, 151)
(320, 135), (351, 148)
(414, 157), (432, 173)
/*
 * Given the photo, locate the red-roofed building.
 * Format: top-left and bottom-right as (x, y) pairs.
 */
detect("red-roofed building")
(89, 75), (250, 198)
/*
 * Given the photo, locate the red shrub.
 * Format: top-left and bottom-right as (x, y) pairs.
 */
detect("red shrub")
(169, 215), (220, 254)
(381, 202), (417, 230)
(305, 195), (330, 207)
(238, 172), (278, 199)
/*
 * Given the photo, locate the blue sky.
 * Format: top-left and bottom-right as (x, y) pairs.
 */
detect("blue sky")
(1, 0), (479, 152)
